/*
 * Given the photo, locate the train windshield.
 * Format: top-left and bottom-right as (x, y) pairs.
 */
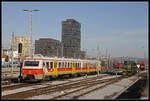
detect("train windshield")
(24, 61), (39, 66)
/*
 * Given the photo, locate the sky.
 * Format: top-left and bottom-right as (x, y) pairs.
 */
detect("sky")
(2, 2), (148, 58)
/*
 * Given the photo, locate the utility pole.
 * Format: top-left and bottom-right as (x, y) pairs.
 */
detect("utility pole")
(23, 9), (40, 57)
(108, 49), (111, 72)
(143, 46), (147, 64)
(74, 52), (76, 59)
(61, 43), (63, 57)
(97, 44), (99, 60)
(105, 48), (108, 72)
(11, 32), (14, 77)
(57, 47), (58, 57)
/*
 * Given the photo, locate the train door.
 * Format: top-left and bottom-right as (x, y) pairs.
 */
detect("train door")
(53, 60), (58, 76)
(87, 62), (90, 73)
(43, 60), (48, 75)
(96, 62), (98, 72)
(72, 61), (75, 74)
(85, 62), (88, 73)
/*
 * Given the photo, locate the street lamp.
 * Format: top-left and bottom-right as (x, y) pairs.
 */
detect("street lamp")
(23, 9), (40, 57)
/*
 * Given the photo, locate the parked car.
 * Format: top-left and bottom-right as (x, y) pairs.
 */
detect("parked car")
(2, 62), (9, 68)
(9, 61), (20, 67)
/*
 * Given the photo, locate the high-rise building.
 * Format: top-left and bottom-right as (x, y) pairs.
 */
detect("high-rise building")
(61, 19), (85, 58)
(35, 38), (62, 57)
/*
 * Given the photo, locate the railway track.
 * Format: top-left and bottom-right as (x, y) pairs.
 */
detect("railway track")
(2, 74), (112, 99)
(50, 76), (125, 99)
(2, 80), (12, 85)
(2, 74), (107, 91)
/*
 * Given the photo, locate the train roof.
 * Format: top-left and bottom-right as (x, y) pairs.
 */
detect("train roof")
(24, 55), (100, 63)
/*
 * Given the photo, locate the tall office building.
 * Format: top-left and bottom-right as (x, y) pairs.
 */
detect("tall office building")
(61, 19), (85, 58)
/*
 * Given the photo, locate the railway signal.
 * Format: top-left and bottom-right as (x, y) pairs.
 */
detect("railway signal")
(18, 43), (22, 53)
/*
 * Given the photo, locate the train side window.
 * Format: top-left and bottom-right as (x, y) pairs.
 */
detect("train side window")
(50, 62), (53, 69)
(58, 62), (61, 68)
(62, 62), (64, 68)
(86, 63), (88, 67)
(66, 62), (68, 68)
(71, 63), (72, 68)
(75, 63), (77, 68)
(46, 62), (49, 68)
(76, 63), (77, 68)
(65, 62), (67, 68)
(68, 62), (70, 68)
(70, 62), (72, 68)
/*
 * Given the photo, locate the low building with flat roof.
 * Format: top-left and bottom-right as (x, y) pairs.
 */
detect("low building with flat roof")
(35, 38), (62, 57)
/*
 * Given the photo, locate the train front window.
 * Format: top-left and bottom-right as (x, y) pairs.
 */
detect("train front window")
(24, 61), (39, 66)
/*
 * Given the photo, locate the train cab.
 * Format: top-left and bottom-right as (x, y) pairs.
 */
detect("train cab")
(22, 58), (44, 81)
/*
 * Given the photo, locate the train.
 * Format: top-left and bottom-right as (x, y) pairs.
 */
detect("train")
(21, 56), (101, 81)
(112, 60), (147, 75)
(139, 62), (147, 71)
(112, 60), (138, 75)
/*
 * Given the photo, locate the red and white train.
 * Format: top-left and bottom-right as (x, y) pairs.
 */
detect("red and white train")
(22, 55), (101, 81)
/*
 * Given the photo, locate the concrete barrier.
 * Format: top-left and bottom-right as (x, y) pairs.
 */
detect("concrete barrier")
(2, 67), (20, 73)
